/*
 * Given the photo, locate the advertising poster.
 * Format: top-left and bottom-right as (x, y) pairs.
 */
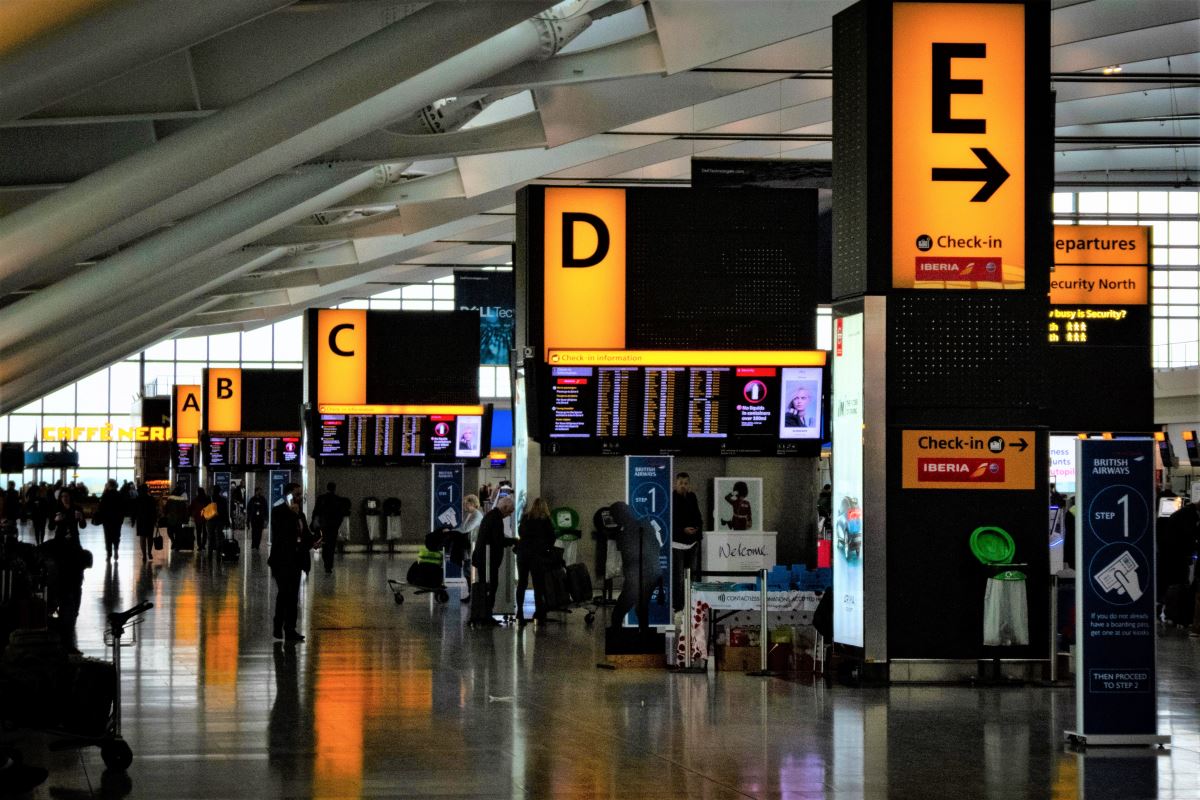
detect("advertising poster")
(267, 469), (291, 542)
(625, 455), (673, 628)
(1049, 435), (1078, 493)
(832, 314), (864, 647)
(431, 463), (465, 581)
(712, 477), (763, 532)
(778, 367), (823, 439)
(455, 416), (482, 458)
(212, 472), (231, 506)
(455, 270), (515, 366)
(1072, 438), (1163, 744)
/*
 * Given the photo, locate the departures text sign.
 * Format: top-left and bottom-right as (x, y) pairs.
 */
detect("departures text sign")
(901, 429), (1035, 490)
(892, 2), (1025, 289)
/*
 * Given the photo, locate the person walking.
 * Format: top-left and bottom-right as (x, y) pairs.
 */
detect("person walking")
(27, 484), (49, 546)
(268, 483), (314, 642)
(312, 482), (348, 575)
(163, 485), (189, 547)
(515, 498), (555, 626)
(247, 487), (268, 550)
(609, 501), (661, 634)
(134, 481), (159, 562)
(44, 492), (91, 649)
(469, 495), (515, 625)
(97, 479), (125, 561)
(190, 488), (210, 551)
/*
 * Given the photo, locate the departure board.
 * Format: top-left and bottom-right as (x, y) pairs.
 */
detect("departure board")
(317, 411), (486, 464)
(175, 443), (195, 469)
(541, 361), (825, 456)
(203, 435), (300, 467)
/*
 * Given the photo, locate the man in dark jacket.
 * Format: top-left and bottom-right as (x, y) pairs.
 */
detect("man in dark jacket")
(97, 479), (125, 561)
(247, 487), (268, 550)
(671, 472), (704, 611)
(469, 495), (515, 623)
(312, 482), (348, 575)
(268, 484), (312, 642)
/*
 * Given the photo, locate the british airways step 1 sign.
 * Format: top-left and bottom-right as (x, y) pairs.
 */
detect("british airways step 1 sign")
(1067, 438), (1168, 747)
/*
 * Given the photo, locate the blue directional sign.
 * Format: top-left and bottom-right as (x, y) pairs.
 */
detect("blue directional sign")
(1070, 438), (1168, 746)
(624, 455), (673, 627)
(431, 464), (465, 579)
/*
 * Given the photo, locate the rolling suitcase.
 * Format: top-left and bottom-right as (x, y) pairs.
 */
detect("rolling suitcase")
(1164, 583), (1195, 626)
(545, 567), (570, 611)
(173, 526), (195, 551)
(220, 536), (240, 561)
(469, 545), (493, 624)
(566, 563), (592, 604)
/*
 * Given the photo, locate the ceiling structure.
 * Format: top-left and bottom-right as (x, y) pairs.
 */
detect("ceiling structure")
(0, 0), (1196, 413)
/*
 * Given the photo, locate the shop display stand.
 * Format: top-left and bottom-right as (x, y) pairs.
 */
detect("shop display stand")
(689, 569), (775, 677)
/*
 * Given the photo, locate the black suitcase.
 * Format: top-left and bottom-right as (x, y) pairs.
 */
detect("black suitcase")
(406, 560), (442, 590)
(173, 527), (195, 551)
(545, 567), (570, 611)
(1164, 583), (1195, 626)
(220, 536), (240, 561)
(565, 563), (592, 604)
(469, 547), (492, 623)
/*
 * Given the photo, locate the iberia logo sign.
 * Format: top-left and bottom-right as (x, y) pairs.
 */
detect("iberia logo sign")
(917, 457), (1005, 483)
(915, 257), (1002, 282)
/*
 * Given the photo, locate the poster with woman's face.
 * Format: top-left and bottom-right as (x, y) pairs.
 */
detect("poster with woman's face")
(712, 477), (763, 532)
(455, 417), (482, 458)
(779, 367), (823, 439)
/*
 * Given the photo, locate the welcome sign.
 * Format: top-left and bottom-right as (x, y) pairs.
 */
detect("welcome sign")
(703, 531), (778, 572)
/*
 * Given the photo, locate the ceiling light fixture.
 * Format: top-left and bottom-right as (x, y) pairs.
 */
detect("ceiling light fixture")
(1101, 65), (1123, 75)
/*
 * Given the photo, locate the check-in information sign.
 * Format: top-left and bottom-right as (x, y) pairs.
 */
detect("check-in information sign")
(902, 429), (1034, 490)
(892, 2), (1025, 289)
(1069, 438), (1165, 746)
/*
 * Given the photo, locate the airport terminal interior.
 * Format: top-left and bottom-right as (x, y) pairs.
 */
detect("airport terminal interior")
(0, 1), (1198, 798)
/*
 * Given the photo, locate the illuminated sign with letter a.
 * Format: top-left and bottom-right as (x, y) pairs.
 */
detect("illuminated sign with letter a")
(174, 384), (202, 444)
(543, 188), (625, 357)
(316, 309), (366, 405)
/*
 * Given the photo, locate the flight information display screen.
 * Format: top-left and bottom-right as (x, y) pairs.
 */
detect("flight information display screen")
(539, 352), (825, 456)
(175, 443), (196, 470)
(315, 408), (487, 465)
(203, 435), (301, 467)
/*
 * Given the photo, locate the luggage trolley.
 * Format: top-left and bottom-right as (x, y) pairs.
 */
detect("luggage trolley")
(386, 529), (469, 605)
(49, 600), (154, 770)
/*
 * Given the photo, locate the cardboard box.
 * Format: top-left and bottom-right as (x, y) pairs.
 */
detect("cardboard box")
(717, 645), (762, 672)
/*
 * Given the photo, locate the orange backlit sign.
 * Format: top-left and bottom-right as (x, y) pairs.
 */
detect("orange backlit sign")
(1049, 266), (1147, 306)
(205, 368), (242, 433)
(1054, 225), (1150, 265)
(546, 349), (827, 367)
(315, 309), (367, 406)
(174, 384), (202, 444)
(892, 2), (1025, 290)
(543, 187), (626, 357)
(1050, 225), (1150, 305)
(902, 429), (1036, 490)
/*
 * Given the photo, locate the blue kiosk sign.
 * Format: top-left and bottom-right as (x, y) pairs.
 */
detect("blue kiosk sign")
(1067, 438), (1169, 747)
(624, 455), (673, 628)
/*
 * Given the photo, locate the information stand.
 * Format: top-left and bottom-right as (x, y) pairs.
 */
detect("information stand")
(431, 464), (465, 585)
(1066, 438), (1169, 747)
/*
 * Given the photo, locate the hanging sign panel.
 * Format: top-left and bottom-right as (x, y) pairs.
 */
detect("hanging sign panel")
(892, 2), (1025, 290)
(901, 429), (1036, 490)
(1069, 438), (1167, 746)
(173, 384), (202, 444)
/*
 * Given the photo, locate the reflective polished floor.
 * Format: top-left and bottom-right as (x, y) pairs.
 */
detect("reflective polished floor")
(4, 523), (1198, 799)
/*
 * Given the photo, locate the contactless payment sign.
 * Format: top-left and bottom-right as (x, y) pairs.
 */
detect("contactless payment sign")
(902, 429), (1035, 490)
(892, 2), (1025, 290)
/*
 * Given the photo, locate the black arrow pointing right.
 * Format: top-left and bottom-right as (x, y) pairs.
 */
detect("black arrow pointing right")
(931, 147), (1010, 202)
(1009, 437), (1029, 452)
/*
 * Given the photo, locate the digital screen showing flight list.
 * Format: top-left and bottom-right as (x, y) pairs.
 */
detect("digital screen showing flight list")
(317, 412), (483, 464)
(544, 361), (824, 455)
(204, 435), (301, 467)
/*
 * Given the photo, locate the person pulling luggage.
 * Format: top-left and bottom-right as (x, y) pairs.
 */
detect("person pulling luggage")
(469, 495), (515, 626)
